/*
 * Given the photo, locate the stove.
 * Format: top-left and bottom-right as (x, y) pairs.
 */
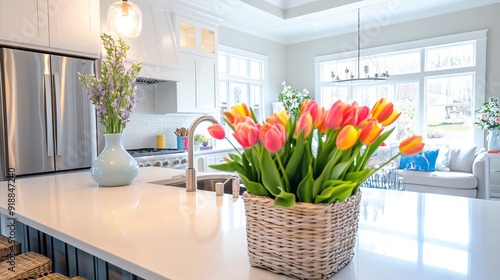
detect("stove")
(126, 148), (187, 169)
(127, 148), (184, 157)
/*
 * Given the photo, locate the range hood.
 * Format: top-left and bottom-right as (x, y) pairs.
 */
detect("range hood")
(100, 0), (181, 83)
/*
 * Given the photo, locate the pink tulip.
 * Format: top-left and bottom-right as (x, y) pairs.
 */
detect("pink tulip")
(207, 124), (226, 140)
(233, 117), (260, 149)
(260, 122), (286, 152)
(300, 100), (322, 125)
(325, 100), (349, 130)
(295, 112), (313, 138)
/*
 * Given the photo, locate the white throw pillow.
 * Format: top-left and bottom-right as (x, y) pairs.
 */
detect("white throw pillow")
(435, 147), (450, 171)
(448, 145), (477, 173)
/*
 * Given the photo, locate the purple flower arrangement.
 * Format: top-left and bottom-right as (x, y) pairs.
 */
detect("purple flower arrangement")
(79, 33), (142, 134)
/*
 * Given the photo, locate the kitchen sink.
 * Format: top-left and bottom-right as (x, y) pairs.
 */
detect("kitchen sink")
(149, 174), (246, 195)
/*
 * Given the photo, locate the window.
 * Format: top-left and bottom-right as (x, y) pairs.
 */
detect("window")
(315, 30), (487, 147)
(218, 46), (268, 147)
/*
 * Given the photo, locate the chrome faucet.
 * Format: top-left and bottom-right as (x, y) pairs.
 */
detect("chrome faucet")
(186, 115), (219, 192)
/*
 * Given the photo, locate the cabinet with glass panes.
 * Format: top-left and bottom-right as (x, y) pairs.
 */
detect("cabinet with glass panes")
(174, 15), (217, 57)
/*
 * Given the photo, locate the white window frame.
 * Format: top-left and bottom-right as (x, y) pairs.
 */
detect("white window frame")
(314, 30), (488, 147)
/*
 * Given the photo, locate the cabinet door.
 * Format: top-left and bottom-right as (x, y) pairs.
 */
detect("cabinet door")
(178, 55), (197, 112)
(0, 0), (49, 47)
(48, 0), (99, 55)
(196, 57), (217, 112)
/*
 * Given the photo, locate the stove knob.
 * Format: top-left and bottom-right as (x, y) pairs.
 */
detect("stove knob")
(162, 160), (170, 167)
(153, 160), (161, 167)
(180, 158), (187, 164)
(138, 162), (145, 167)
(172, 159), (180, 165)
(144, 161), (152, 167)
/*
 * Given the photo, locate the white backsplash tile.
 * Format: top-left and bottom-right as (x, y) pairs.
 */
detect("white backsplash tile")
(122, 84), (213, 149)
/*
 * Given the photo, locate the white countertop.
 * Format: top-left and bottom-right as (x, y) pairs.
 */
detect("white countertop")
(1, 167), (500, 280)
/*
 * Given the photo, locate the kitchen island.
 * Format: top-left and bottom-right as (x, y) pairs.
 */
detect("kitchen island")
(1, 167), (499, 279)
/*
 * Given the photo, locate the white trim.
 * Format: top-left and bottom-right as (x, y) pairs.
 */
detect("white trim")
(314, 29), (488, 63)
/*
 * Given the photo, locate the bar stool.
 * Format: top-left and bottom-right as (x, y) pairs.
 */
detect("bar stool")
(0, 234), (21, 260)
(38, 273), (87, 280)
(0, 251), (52, 279)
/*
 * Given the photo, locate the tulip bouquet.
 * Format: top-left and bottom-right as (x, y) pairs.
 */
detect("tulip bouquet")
(207, 98), (424, 208)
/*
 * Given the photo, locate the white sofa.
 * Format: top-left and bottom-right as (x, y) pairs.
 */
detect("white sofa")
(397, 151), (486, 199)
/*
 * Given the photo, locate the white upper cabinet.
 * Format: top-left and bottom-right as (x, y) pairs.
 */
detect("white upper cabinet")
(174, 15), (217, 58)
(0, 0), (99, 57)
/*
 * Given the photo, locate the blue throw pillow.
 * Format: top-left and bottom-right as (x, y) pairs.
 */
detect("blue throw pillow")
(399, 149), (439, 172)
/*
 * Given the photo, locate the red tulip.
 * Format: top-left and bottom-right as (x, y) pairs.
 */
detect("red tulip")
(399, 136), (425, 156)
(260, 122), (286, 152)
(207, 124), (226, 140)
(359, 120), (383, 145)
(336, 125), (359, 150)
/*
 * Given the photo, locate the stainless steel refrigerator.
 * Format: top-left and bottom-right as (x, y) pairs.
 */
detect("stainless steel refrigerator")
(0, 48), (97, 179)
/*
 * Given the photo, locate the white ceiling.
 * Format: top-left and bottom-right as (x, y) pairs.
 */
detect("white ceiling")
(182, 0), (500, 44)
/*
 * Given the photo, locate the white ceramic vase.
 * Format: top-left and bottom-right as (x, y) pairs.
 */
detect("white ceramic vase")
(90, 133), (139, 187)
(487, 129), (500, 152)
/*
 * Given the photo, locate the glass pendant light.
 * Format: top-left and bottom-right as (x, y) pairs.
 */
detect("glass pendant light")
(107, 0), (142, 38)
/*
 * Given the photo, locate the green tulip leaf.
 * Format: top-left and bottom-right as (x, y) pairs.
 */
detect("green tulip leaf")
(330, 161), (351, 180)
(296, 166), (314, 203)
(314, 182), (356, 204)
(273, 187), (296, 208)
(285, 132), (305, 183)
(260, 149), (283, 196)
(321, 179), (346, 189)
(208, 162), (243, 173)
(344, 168), (371, 182)
(239, 174), (270, 197)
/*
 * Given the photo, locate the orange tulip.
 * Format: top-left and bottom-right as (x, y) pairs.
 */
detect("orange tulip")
(399, 136), (425, 156)
(266, 109), (289, 127)
(295, 112), (313, 138)
(260, 122), (286, 152)
(316, 108), (328, 133)
(359, 120), (383, 145)
(325, 100), (349, 130)
(233, 117), (260, 149)
(380, 110), (401, 126)
(371, 98), (401, 126)
(224, 103), (253, 125)
(207, 124), (226, 140)
(336, 125), (359, 150)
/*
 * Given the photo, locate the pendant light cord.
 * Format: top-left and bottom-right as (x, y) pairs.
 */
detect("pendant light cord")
(357, 8), (361, 79)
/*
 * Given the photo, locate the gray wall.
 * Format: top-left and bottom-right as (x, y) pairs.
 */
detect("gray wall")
(218, 27), (286, 117)
(286, 2), (500, 100)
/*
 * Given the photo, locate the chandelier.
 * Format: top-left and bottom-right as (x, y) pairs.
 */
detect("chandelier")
(107, 0), (143, 38)
(332, 9), (389, 85)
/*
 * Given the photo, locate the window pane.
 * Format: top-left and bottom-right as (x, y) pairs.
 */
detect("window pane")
(249, 60), (262, 79)
(394, 83), (419, 141)
(230, 83), (248, 105)
(218, 55), (227, 74)
(425, 74), (474, 146)
(320, 86), (348, 108)
(375, 50), (421, 75)
(425, 42), (475, 71)
(230, 57), (247, 77)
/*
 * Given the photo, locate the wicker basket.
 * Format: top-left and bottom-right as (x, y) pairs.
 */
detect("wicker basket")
(242, 190), (362, 280)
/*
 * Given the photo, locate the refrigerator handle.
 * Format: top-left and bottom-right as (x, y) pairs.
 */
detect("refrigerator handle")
(53, 74), (62, 156)
(44, 74), (54, 157)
